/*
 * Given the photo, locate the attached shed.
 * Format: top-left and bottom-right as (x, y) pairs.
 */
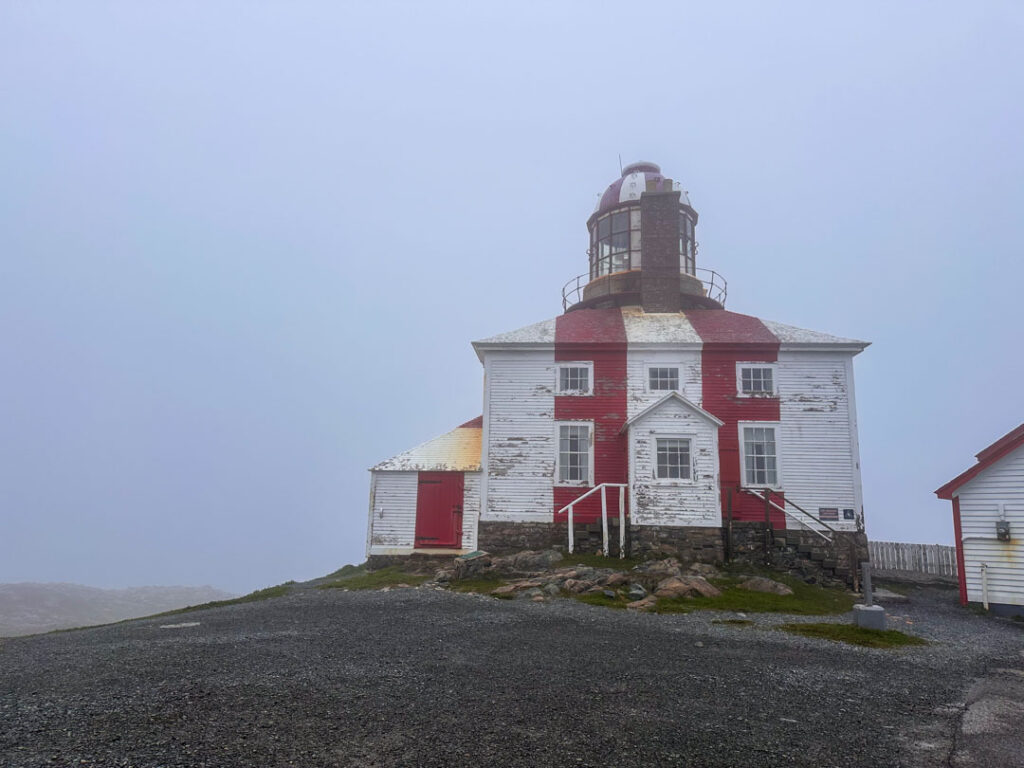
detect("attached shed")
(936, 423), (1024, 616)
(367, 417), (482, 559)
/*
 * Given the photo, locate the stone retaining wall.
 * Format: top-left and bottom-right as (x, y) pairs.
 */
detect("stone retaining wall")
(629, 525), (724, 563)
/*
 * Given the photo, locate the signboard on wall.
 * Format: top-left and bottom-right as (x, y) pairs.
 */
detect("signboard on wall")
(818, 507), (839, 522)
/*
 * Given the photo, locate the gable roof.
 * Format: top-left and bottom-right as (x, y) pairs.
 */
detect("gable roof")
(372, 418), (483, 472)
(619, 392), (725, 434)
(935, 423), (1024, 499)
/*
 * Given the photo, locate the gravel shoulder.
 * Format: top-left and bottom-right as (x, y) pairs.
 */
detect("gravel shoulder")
(1, 582), (1022, 767)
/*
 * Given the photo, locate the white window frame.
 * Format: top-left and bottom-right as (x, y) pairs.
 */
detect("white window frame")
(735, 362), (778, 398)
(652, 434), (695, 485)
(555, 362), (594, 396)
(737, 421), (783, 490)
(644, 363), (683, 393)
(554, 420), (594, 487)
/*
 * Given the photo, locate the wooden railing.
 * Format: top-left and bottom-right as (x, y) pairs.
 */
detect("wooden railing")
(868, 541), (958, 577)
(556, 483), (628, 558)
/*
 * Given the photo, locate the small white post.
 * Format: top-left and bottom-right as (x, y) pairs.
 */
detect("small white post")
(618, 486), (626, 558)
(981, 563), (989, 610)
(568, 504), (574, 554)
(601, 485), (609, 557)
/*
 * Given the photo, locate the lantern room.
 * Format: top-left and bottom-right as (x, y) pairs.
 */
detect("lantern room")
(563, 161), (727, 313)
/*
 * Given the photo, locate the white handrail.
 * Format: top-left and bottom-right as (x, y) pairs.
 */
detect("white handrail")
(557, 483), (629, 558)
(740, 488), (832, 542)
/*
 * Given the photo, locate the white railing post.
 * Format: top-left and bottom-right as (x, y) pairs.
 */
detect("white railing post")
(601, 485), (609, 557)
(568, 504), (574, 554)
(618, 486), (626, 558)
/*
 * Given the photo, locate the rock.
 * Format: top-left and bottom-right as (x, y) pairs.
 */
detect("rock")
(626, 595), (658, 612)
(433, 569), (454, 583)
(542, 582), (561, 597)
(582, 585), (606, 595)
(694, 641), (704, 648)
(520, 588), (544, 600)
(686, 563), (721, 579)
(739, 576), (794, 595)
(531, 595), (545, 603)
(653, 576), (722, 599)
(513, 550), (562, 572)
(490, 584), (519, 596)
(603, 590), (616, 599)
(603, 572), (630, 587)
(453, 551), (492, 580)
(563, 579), (595, 594)
(627, 584), (648, 601)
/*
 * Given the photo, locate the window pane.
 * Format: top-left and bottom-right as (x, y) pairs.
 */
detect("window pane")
(559, 424), (591, 483)
(612, 211), (629, 233)
(743, 427), (777, 485)
(598, 217), (610, 239)
(656, 438), (691, 480)
(611, 231), (629, 252)
(649, 367), (680, 391)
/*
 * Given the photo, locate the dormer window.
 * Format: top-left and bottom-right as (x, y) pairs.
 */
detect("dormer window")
(647, 365), (681, 392)
(737, 363), (777, 397)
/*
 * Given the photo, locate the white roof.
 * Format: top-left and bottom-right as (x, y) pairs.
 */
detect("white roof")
(372, 421), (482, 472)
(472, 317), (557, 346)
(620, 392), (725, 433)
(759, 318), (868, 348)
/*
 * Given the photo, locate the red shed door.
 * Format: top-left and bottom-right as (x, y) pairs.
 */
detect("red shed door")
(415, 472), (463, 549)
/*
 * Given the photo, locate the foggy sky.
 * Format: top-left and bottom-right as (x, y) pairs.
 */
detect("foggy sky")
(2, 2), (1022, 593)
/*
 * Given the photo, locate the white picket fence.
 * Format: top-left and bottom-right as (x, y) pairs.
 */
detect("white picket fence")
(869, 540), (958, 577)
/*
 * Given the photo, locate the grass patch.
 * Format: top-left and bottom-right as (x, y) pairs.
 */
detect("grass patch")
(685, 575), (855, 616)
(712, 618), (755, 626)
(125, 582), (297, 622)
(557, 553), (643, 571)
(322, 562), (367, 580)
(448, 576), (511, 596)
(779, 622), (928, 648)
(573, 591), (630, 609)
(317, 566), (430, 591)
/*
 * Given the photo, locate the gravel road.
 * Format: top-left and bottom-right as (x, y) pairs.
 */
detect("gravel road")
(1, 583), (1022, 767)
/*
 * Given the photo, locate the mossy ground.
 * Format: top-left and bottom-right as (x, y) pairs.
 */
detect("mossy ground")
(447, 576), (513, 597)
(556, 553), (643, 571)
(779, 622), (928, 648)
(317, 566), (431, 591)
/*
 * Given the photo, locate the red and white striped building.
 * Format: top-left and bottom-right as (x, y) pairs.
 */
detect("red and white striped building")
(367, 162), (869, 568)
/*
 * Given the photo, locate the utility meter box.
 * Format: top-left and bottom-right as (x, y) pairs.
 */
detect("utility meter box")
(996, 520), (1011, 542)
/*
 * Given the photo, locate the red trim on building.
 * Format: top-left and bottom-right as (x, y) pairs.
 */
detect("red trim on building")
(685, 310), (785, 527)
(952, 496), (968, 605)
(935, 423), (1024, 499)
(553, 309), (629, 523)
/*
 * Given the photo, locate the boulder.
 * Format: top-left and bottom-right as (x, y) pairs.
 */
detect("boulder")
(627, 584), (648, 601)
(453, 551), (492, 580)
(626, 595), (658, 612)
(654, 576), (722, 599)
(433, 569), (454, 583)
(563, 579), (595, 594)
(603, 572), (631, 587)
(542, 582), (561, 597)
(686, 563), (722, 579)
(490, 584), (519, 596)
(739, 576), (793, 595)
(512, 549), (563, 572)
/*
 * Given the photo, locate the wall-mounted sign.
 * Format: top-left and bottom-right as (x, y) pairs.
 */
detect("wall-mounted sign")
(843, 508), (855, 520)
(818, 507), (839, 521)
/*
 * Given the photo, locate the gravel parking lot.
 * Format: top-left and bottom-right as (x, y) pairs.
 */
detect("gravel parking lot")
(1, 583), (1022, 767)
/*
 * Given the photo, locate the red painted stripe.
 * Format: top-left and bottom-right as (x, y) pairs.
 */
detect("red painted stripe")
(952, 497), (968, 605)
(553, 309), (628, 523)
(936, 423), (1024, 499)
(685, 309), (785, 527)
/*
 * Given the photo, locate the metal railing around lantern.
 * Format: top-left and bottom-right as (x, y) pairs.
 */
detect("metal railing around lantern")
(561, 263), (728, 311)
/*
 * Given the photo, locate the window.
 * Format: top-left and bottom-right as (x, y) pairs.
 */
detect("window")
(679, 212), (696, 275)
(647, 366), (680, 391)
(656, 438), (692, 480)
(556, 422), (592, 485)
(736, 363), (777, 397)
(556, 363), (592, 395)
(589, 207), (642, 279)
(740, 425), (779, 487)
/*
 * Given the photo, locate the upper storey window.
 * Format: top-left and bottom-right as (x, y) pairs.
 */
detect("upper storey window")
(556, 363), (593, 395)
(679, 212), (696, 275)
(590, 208), (641, 279)
(736, 363), (778, 397)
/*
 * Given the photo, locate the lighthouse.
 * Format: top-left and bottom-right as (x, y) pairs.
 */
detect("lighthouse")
(366, 162), (870, 583)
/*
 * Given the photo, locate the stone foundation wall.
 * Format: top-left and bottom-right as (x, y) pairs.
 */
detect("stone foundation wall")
(728, 522), (869, 586)
(629, 525), (725, 563)
(477, 521), (568, 554)
(366, 554), (456, 573)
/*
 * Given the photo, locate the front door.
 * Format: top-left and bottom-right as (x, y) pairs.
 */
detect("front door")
(415, 472), (463, 549)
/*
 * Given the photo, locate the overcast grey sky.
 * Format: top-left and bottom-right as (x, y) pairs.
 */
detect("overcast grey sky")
(1, 2), (1022, 593)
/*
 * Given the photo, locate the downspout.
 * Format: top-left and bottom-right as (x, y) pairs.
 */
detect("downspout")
(981, 562), (989, 611)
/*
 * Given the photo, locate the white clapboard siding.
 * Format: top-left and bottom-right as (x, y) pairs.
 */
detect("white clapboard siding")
(628, 397), (721, 527)
(868, 541), (958, 576)
(625, 348), (703, 420)
(957, 443), (1024, 606)
(482, 350), (556, 522)
(462, 472), (481, 550)
(777, 351), (859, 532)
(367, 471), (418, 554)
